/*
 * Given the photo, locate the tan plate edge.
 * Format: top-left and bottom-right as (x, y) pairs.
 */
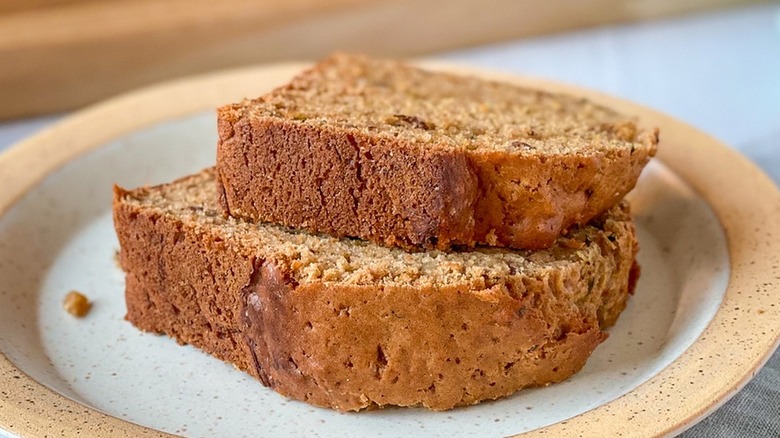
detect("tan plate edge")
(0, 60), (779, 438)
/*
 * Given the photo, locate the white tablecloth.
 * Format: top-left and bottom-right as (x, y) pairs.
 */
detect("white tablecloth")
(1, 3), (777, 436)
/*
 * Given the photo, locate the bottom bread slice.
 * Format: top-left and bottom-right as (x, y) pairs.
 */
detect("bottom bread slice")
(113, 169), (639, 412)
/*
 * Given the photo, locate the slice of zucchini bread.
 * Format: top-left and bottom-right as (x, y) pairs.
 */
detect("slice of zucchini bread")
(216, 53), (657, 250)
(114, 169), (640, 411)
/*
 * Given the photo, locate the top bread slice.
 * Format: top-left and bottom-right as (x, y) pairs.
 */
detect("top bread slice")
(216, 53), (657, 250)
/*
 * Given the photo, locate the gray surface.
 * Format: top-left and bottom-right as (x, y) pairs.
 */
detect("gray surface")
(684, 350), (780, 437)
(0, 3), (778, 437)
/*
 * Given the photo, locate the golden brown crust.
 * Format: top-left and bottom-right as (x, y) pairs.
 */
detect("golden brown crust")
(215, 53), (657, 250)
(217, 116), (479, 248)
(469, 141), (654, 249)
(113, 173), (639, 411)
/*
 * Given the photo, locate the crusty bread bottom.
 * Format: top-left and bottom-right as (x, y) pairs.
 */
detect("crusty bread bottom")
(115, 173), (639, 412)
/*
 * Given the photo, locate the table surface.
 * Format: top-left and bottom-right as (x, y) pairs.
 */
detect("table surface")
(1, 3), (778, 437)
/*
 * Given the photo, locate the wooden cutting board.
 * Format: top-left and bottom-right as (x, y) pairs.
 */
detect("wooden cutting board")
(0, 0), (760, 119)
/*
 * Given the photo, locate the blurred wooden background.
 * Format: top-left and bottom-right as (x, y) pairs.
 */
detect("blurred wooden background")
(0, 0), (764, 119)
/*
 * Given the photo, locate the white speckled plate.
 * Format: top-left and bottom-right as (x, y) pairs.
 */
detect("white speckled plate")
(0, 62), (778, 438)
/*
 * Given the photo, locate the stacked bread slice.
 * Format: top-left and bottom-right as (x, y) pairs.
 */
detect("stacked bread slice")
(113, 54), (657, 411)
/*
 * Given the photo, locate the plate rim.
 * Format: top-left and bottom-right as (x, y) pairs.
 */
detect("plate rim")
(0, 60), (778, 438)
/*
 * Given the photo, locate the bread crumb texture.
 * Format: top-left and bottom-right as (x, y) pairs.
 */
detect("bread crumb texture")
(239, 53), (653, 154)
